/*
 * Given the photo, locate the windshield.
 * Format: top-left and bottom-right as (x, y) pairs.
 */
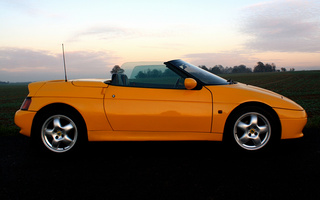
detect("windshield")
(166, 60), (228, 85)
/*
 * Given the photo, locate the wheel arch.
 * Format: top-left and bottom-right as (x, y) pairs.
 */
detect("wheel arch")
(31, 103), (88, 139)
(223, 101), (282, 141)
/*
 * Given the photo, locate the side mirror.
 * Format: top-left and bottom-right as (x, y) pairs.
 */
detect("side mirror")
(184, 78), (197, 90)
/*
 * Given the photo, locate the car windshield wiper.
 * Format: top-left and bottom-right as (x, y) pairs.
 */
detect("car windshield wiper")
(227, 79), (237, 84)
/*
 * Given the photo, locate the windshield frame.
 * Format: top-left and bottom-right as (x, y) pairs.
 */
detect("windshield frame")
(165, 59), (229, 86)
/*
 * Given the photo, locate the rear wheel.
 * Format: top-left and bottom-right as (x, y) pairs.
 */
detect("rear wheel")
(33, 110), (85, 154)
(225, 106), (278, 151)
(41, 114), (78, 153)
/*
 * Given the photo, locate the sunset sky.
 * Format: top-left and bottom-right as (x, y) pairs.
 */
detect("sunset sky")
(1, 0), (319, 82)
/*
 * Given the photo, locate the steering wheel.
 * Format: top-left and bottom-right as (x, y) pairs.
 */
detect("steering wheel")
(174, 78), (182, 88)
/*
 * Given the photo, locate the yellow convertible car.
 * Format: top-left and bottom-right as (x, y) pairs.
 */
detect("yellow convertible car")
(15, 59), (307, 153)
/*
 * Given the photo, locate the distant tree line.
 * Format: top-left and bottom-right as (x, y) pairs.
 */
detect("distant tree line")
(199, 64), (252, 74)
(0, 81), (9, 84)
(198, 62), (294, 74)
(253, 62), (276, 72)
(135, 69), (177, 79)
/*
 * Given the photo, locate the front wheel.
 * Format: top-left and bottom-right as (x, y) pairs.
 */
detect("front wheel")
(225, 106), (278, 151)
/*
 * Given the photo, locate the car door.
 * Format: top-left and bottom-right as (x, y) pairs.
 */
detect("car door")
(104, 64), (213, 132)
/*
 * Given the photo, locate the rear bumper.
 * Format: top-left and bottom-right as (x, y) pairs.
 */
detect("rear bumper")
(274, 108), (307, 139)
(14, 110), (36, 137)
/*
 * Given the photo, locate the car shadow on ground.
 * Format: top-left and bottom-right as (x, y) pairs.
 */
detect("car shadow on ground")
(1, 128), (320, 200)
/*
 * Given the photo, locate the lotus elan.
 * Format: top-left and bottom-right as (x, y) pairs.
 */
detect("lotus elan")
(14, 59), (307, 153)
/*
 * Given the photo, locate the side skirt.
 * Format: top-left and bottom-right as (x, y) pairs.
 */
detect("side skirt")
(87, 130), (223, 141)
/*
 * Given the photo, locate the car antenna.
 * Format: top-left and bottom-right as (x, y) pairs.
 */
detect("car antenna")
(62, 44), (68, 82)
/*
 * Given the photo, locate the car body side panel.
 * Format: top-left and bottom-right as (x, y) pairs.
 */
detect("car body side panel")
(28, 97), (112, 132)
(25, 81), (112, 134)
(211, 102), (238, 134)
(104, 85), (213, 132)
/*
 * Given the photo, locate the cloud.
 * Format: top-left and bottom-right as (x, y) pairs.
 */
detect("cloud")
(0, 48), (119, 82)
(0, 48), (60, 72)
(69, 24), (183, 42)
(69, 26), (135, 42)
(2, 0), (62, 18)
(240, 0), (320, 52)
(183, 52), (258, 67)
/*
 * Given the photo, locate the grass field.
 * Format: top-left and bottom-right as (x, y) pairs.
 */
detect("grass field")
(0, 83), (29, 136)
(0, 70), (319, 136)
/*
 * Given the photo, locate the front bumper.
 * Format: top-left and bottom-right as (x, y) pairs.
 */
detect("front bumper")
(14, 110), (36, 137)
(274, 108), (307, 139)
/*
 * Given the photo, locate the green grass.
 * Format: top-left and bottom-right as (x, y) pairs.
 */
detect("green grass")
(0, 83), (28, 136)
(0, 71), (319, 136)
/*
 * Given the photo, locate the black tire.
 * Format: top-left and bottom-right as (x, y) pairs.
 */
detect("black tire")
(32, 109), (86, 154)
(224, 106), (279, 152)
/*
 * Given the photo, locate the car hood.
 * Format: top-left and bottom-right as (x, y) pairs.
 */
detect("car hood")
(206, 83), (304, 111)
